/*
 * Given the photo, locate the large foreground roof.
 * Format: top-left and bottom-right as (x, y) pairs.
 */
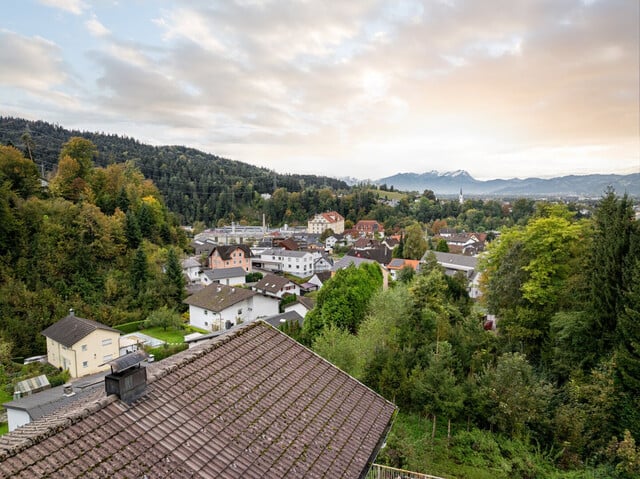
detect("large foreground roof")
(0, 321), (396, 478)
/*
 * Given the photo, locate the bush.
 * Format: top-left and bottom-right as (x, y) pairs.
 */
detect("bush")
(146, 343), (188, 362)
(114, 321), (145, 334)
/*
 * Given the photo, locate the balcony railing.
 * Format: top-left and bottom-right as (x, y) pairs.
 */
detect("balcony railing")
(366, 463), (445, 479)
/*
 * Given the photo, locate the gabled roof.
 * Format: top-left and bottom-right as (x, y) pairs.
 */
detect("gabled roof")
(0, 322), (397, 478)
(181, 257), (200, 269)
(184, 283), (257, 312)
(253, 274), (295, 294)
(202, 267), (247, 281)
(41, 314), (120, 348)
(209, 244), (253, 260)
(287, 295), (315, 311)
(347, 246), (392, 265)
(311, 271), (332, 283)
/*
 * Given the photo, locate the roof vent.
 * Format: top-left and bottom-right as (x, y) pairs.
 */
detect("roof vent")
(63, 383), (75, 397)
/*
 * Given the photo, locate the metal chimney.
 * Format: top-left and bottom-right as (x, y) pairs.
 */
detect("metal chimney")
(104, 351), (148, 404)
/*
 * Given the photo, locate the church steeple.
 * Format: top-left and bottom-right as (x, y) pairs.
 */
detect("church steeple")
(459, 188), (464, 205)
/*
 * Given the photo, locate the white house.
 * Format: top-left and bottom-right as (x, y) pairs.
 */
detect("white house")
(252, 274), (300, 299)
(254, 248), (315, 278)
(307, 211), (345, 235)
(181, 257), (202, 284)
(312, 252), (333, 273)
(284, 296), (315, 318)
(41, 311), (121, 379)
(184, 283), (279, 332)
(201, 267), (247, 286)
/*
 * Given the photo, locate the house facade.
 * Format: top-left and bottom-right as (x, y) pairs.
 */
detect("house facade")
(181, 257), (202, 284)
(307, 211), (345, 235)
(254, 248), (315, 278)
(200, 267), (246, 287)
(208, 244), (253, 273)
(252, 274), (301, 299)
(354, 220), (384, 236)
(41, 312), (121, 378)
(184, 283), (279, 331)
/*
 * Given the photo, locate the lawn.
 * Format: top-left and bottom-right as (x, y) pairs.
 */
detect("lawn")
(140, 326), (208, 344)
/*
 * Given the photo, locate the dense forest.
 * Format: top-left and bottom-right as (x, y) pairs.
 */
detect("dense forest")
(0, 117), (348, 225)
(0, 138), (189, 359)
(298, 193), (640, 478)
(0, 117), (578, 232)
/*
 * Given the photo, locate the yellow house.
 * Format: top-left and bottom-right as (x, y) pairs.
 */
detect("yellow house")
(41, 310), (121, 378)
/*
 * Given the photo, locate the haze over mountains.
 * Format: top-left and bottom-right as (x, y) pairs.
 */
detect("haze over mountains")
(373, 170), (639, 197)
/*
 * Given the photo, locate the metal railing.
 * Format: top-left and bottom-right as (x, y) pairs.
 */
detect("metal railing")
(366, 463), (446, 479)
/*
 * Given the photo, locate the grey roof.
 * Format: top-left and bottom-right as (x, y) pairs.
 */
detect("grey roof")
(331, 255), (377, 271)
(3, 373), (106, 422)
(286, 296), (315, 311)
(202, 267), (246, 280)
(184, 283), (257, 312)
(41, 314), (120, 348)
(261, 311), (304, 329)
(0, 322), (397, 478)
(430, 251), (478, 270)
(261, 248), (311, 258)
(181, 257), (200, 269)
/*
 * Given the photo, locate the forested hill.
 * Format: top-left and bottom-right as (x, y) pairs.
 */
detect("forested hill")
(0, 117), (348, 224)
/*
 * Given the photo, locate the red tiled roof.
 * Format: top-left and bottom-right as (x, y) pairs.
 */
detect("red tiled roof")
(0, 322), (397, 478)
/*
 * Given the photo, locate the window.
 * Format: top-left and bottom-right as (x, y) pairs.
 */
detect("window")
(103, 354), (113, 362)
(205, 321), (208, 326)
(82, 361), (88, 368)
(81, 344), (87, 351)
(101, 338), (112, 347)
(204, 310), (208, 315)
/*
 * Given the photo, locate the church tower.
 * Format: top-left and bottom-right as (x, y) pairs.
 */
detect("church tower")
(459, 188), (464, 205)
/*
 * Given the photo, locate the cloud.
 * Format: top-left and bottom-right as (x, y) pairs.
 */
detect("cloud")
(38, 0), (86, 15)
(6, 0), (636, 179)
(0, 30), (69, 92)
(85, 14), (110, 37)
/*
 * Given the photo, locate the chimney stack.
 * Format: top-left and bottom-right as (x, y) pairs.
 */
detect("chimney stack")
(104, 351), (148, 404)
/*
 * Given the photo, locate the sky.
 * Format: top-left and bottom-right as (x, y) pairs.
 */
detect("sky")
(0, 0), (638, 181)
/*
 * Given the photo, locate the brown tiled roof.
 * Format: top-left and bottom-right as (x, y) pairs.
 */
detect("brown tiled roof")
(0, 322), (397, 478)
(184, 283), (256, 312)
(253, 274), (293, 294)
(41, 314), (120, 348)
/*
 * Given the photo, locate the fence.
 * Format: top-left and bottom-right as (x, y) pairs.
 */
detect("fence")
(366, 463), (445, 479)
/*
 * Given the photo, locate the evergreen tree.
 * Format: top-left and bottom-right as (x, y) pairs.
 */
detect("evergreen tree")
(130, 247), (149, 293)
(125, 209), (142, 249)
(165, 247), (185, 307)
(615, 259), (640, 436)
(589, 189), (635, 356)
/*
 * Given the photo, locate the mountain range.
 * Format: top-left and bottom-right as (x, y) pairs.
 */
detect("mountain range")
(375, 170), (640, 197)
